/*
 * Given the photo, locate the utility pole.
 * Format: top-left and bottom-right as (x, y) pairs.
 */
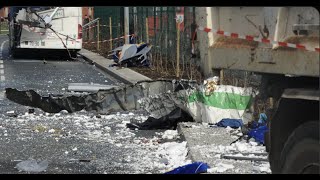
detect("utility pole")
(124, 7), (129, 44)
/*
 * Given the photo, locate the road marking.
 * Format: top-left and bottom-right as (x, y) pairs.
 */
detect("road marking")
(0, 76), (4, 81)
(0, 60), (3, 64)
(0, 69), (4, 74)
(0, 91), (4, 100)
(0, 64), (3, 68)
(0, 40), (8, 60)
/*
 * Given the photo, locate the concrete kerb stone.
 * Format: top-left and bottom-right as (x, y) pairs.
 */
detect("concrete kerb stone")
(177, 123), (197, 162)
(78, 49), (152, 85)
(79, 53), (132, 84)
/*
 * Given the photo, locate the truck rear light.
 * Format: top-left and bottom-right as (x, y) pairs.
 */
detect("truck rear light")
(78, 24), (82, 39)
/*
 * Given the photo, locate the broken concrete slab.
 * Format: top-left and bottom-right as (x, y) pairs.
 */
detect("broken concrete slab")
(5, 80), (195, 114)
(67, 83), (118, 92)
(177, 122), (270, 174)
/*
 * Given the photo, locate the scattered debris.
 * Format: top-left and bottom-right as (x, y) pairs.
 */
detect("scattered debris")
(216, 119), (244, 129)
(108, 43), (152, 67)
(67, 83), (118, 92)
(165, 162), (210, 174)
(28, 109), (35, 114)
(48, 129), (55, 133)
(15, 159), (48, 173)
(126, 108), (194, 130)
(6, 110), (18, 117)
(207, 163), (234, 173)
(162, 130), (178, 140)
(221, 154), (268, 162)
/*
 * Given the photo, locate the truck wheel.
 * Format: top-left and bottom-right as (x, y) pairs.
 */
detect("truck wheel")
(280, 121), (319, 174)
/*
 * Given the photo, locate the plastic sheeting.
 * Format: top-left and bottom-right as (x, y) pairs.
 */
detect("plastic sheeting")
(165, 162), (210, 174)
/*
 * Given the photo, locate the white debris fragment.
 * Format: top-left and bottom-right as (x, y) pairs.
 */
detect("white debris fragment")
(237, 132), (243, 136)
(226, 126), (233, 131)
(72, 147), (77, 151)
(6, 111), (15, 114)
(4, 133), (8, 136)
(214, 154), (221, 158)
(253, 163), (271, 173)
(249, 141), (258, 146)
(104, 126), (111, 131)
(48, 81), (52, 83)
(48, 129), (55, 133)
(128, 112), (134, 116)
(162, 130), (178, 140)
(61, 88), (66, 91)
(16, 159), (48, 173)
(202, 122), (209, 126)
(65, 151), (69, 155)
(208, 163), (234, 173)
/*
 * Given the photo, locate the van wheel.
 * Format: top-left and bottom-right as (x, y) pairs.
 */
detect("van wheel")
(280, 121), (319, 174)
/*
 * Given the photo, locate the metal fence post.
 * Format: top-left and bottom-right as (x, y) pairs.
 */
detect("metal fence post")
(97, 19), (100, 50)
(109, 17), (112, 51)
(176, 22), (180, 78)
(145, 17), (149, 43)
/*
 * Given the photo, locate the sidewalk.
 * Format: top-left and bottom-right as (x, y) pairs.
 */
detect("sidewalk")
(177, 122), (271, 174)
(78, 49), (151, 84)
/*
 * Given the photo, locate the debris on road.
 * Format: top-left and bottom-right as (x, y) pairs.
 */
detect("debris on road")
(216, 119), (244, 129)
(207, 163), (234, 173)
(126, 108), (193, 130)
(221, 154), (268, 162)
(6, 110), (18, 117)
(67, 83), (118, 92)
(108, 43), (152, 67)
(165, 162), (210, 174)
(15, 159), (48, 173)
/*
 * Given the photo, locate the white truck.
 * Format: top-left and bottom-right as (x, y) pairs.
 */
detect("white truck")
(195, 7), (319, 174)
(8, 7), (82, 58)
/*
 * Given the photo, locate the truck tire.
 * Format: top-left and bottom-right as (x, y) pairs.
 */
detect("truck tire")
(280, 121), (319, 174)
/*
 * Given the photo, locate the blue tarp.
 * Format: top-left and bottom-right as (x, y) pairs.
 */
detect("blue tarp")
(216, 118), (243, 129)
(247, 113), (268, 144)
(248, 125), (268, 144)
(165, 162), (210, 174)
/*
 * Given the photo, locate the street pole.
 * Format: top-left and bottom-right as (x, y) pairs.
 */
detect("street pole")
(176, 22), (180, 78)
(124, 7), (129, 44)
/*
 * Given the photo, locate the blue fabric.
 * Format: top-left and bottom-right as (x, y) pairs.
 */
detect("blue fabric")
(165, 162), (210, 174)
(258, 113), (267, 124)
(216, 118), (243, 129)
(248, 125), (268, 144)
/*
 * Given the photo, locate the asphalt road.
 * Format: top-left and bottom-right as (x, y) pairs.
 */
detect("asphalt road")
(0, 34), (121, 114)
(0, 35), (171, 174)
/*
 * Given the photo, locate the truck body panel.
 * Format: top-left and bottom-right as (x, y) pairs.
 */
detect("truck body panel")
(195, 7), (319, 77)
